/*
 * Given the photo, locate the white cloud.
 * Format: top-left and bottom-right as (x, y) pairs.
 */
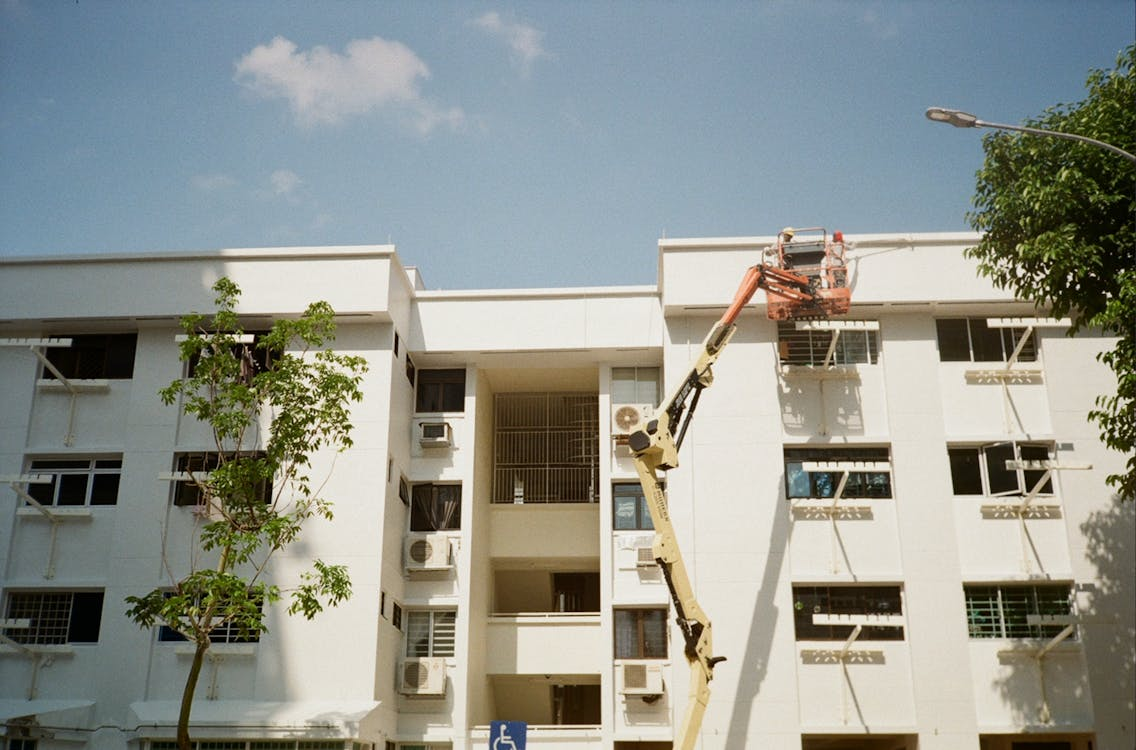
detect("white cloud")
(234, 35), (463, 131)
(269, 169), (301, 196)
(191, 173), (238, 192)
(472, 11), (548, 76)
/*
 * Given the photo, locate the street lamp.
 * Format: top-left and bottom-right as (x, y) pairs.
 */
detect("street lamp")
(925, 107), (1136, 164)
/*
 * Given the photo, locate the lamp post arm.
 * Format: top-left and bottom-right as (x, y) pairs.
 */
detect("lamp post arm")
(974, 119), (1136, 164)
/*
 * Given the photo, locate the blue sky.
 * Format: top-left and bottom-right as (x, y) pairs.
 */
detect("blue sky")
(1, 1), (1132, 290)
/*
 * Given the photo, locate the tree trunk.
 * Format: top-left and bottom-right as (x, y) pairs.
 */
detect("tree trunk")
(177, 639), (209, 750)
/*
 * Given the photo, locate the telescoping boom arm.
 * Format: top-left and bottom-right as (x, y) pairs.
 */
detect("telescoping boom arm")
(627, 239), (843, 750)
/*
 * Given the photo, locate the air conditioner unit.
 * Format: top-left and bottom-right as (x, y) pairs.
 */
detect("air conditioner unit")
(419, 421), (452, 447)
(620, 662), (664, 696)
(404, 533), (452, 571)
(399, 657), (446, 696)
(612, 404), (654, 434)
(635, 546), (658, 567)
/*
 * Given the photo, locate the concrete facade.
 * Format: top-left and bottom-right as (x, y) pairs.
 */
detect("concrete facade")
(0, 233), (1131, 750)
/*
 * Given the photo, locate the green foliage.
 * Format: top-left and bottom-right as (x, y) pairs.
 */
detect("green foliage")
(126, 278), (366, 748)
(966, 45), (1135, 500)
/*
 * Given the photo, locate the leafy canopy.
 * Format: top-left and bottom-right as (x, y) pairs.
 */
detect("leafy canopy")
(127, 276), (367, 650)
(966, 44), (1135, 500)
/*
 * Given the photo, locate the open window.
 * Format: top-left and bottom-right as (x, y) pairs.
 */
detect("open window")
(170, 452), (273, 507)
(41, 333), (137, 379)
(936, 319), (1037, 363)
(948, 442), (1054, 497)
(2, 590), (104, 645)
(405, 609), (456, 657)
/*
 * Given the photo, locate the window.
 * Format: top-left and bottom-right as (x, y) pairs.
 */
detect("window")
(392, 602), (403, 631)
(612, 367), (660, 406)
(405, 610), (456, 657)
(186, 331), (273, 378)
(24, 457), (122, 506)
(613, 483), (653, 530)
(398, 476), (410, 506)
(614, 608), (668, 658)
(415, 368), (465, 412)
(3, 590), (104, 644)
(42, 333), (137, 379)
(158, 594), (263, 644)
(792, 585), (904, 640)
(948, 443), (1053, 496)
(172, 452), (273, 507)
(393, 331), (400, 358)
(784, 447), (892, 499)
(6, 740), (38, 750)
(777, 322), (879, 366)
(936, 319), (1037, 363)
(965, 583), (1073, 639)
(150, 742), (352, 750)
(410, 483), (461, 531)
(380, 591), (387, 619)
(405, 356), (416, 386)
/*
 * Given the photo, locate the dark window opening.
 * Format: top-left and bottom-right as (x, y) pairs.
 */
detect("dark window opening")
(3, 590), (104, 644)
(965, 584), (1073, 639)
(43, 333), (137, 379)
(948, 443), (1054, 496)
(552, 572), (600, 613)
(792, 585), (904, 641)
(172, 452), (273, 507)
(25, 458), (122, 507)
(614, 608), (668, 658)
(936, 318), (1037, 363)
(410, 483), (461, 531)
(415, 368), (465, 412)
(186, 331), (273, 378)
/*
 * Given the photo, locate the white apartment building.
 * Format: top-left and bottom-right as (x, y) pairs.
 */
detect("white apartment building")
(0, 233), (1131, 750)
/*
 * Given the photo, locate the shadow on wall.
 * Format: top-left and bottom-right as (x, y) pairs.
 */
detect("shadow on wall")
(991, 496), (1134, 735)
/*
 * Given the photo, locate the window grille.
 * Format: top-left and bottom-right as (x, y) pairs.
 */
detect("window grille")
(492, 393), (598, 504)
(3, 590), (104, 645)
(777, 322), (879, 366)
(405, 610), (456, 657)
(792, 585), (904, 641)
(964, 584), (1073, 639)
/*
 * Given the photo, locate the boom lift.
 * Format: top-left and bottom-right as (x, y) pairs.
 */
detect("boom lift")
(627, 228), (850, 749)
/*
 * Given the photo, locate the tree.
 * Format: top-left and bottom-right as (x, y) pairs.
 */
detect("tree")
(125, 278), (367, 750)
(966, 44), (1135, 501)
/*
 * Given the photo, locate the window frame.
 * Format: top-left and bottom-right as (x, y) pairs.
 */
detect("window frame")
(156, 592), (264, 644)
(611, 366), (661, 407)
(2, 589), (105, 645)
(409, 483), (462, 531)
(783, 447), (893, 499)
(935, 318), (1037, 363)
(613, 482), (654, 531)
(776, 322), (879, 366)
(964, 583), (1074, 640)
(613, 607), (669, 659)
(24, 456), (122, 507)
(415, 368), (465, 413)
(41, 333), (138, 380)
(171, 452), (274, 508)
(791, 584), (905, 641)
(947, 442), (1054, 497)
(404, 609), (456, 658)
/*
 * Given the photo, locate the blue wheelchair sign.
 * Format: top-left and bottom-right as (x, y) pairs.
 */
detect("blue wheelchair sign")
(489, 721), (526, 750)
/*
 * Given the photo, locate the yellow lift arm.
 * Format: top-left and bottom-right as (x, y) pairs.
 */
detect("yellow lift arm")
(627, 254), (832, 749)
